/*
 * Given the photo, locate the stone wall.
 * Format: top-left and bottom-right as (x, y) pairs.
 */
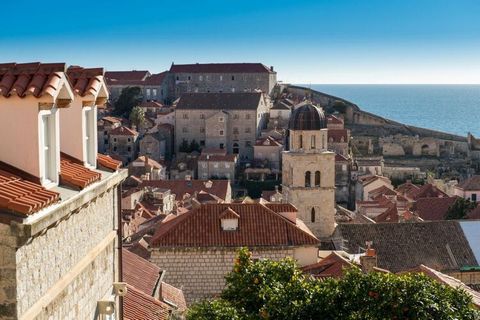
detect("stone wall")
(150, 247), (294, 304)
(0, 172), (124, 320)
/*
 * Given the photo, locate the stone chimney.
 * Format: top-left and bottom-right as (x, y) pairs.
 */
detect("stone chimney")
(360, 241), (377, 273)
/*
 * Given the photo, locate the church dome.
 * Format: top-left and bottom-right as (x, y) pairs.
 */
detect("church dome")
(288, 102), (326, 130)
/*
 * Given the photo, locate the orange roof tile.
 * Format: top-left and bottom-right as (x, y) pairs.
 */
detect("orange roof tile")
(0, 62), (67, 98)
(150, 203), (318, 248)
(301, 252), (355, 278)
(67, 66), (104, 97)
(110, 126), (138, 136)
(0, 169), (60, 216)
(122, 249), (162, 296)
(60, 155), (101, 189)
(123, 284), (171, 320)
(97, 153), (122, 171)
(160, 282), (187, 311)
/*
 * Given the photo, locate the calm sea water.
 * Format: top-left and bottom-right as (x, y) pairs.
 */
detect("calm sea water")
(305, 85), (480, 137)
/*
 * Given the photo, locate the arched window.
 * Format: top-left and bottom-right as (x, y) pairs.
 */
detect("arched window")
(305, 171), (311, 187)
(315, 171), (321, 187)
(311, 135), (316, 149)
(233, 143), (239, 154)
(299, 134), (303, 149)
(311, 208), (316, 222)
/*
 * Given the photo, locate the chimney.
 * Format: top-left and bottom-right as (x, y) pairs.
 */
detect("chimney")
(62, 66), (109, 168)
(360, 241), (377, 273)
(270, 66), (274, 72)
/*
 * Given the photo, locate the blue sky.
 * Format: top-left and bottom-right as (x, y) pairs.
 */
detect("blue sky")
(1, 0), (479, 84)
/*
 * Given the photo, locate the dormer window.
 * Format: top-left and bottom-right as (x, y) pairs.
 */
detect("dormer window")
(220, 208), (239, 231)
(83, 107), (96, 168)
(39, 109), (59, 187)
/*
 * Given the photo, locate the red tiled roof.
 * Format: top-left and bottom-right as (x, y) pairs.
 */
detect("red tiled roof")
(374, 204), (399, 223)
(328, 129), (348, 143)
(335, 153), (349, 162)
(140, 101), (163, 108)
(0, 169), (60, 216)
(123, 284), (171, 320)
(59, 155), (101, 189)
(132, 156), (165, 169)
(170, 63), (274, 73)
(301, 252), (355, 278)
(456, 175), (480, 191)
(327, 115), (344, 125)
(255, 136), (283, 147)
(144, 71), (168, 85)
(66, 66), (104, 97)
(0, 62), (67, 98)
(141, 180), (230, 201)
(368, 185), (396, 199)
(414, 197), (458, 221)
(150, 203), (319, 247)
(219, 207), (240, 219)
(109, 126), (138, 136)
(198, 154), (237, 162)
(122, 249), (161, 296)
(105, 70), (150, 81)
(407, 183), (448, 200)
(160, 282), (187, 311)
(101, 116), (123, 124)
(396, 181), (420, 195)
(97, 153), (122, 171)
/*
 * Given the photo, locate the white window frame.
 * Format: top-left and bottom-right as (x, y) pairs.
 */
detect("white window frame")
(83, 106), (97, 168)
(38, 109), (59, 188)
(152, 89), (157, 97)
(146, 88), (151, 97)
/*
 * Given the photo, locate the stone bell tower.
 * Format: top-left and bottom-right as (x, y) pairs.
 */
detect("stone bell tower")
(282, 101), (336, 239)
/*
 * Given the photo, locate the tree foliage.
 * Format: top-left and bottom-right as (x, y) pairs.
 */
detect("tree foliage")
(129, 106), (146, 129)
(187, 248), (479, 320)
(178, 139), (201, 153)
(445, 197), (477, 220)
(113, 86), (143, 117)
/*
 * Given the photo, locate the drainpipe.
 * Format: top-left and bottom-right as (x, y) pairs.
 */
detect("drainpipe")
(117, 183), (124, 320)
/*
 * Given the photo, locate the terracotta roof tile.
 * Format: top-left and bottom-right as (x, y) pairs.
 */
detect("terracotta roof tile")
(414, 197), (458, 220)
(160, 282), (187, 311)
(301, 252), (355, 278)
(105, 70), (150, 82)
(101, 116), (123, 124)
(109, 126), (138, 136)
(123, 284), (171, 320)
(97, 153), (122, 171)
(0, 62), (67, 98)
(150, 203), (319, 247)
(141, 180), (230, 202)
(255, 136), (283, 147)
(456, 175), (480, 191)
(67, 66), (104, 97)
(122, 249), (161, 296)
(59, 156), (101, 189)
(170, 63), (273, 73)
(407, 183), (448, 200)
(0, 169), (60, 216)
(176, 92), (262, 110)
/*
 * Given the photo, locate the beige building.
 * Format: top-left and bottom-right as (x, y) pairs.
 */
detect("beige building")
(197, 149), (238, 182)
(169, 62), (277, 99)
(97, 116), (122, 153)
(453, 175), (480, 202)
(108, 125), (139, 164)
(282, 102), (336, 239)
(0, 62), (127, 319)
(254, 136), (284, 171)
(149, 203), (319, 303)
(174, 92), (269, 161)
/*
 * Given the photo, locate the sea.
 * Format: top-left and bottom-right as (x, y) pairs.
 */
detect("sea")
(303, 85), (480, 137)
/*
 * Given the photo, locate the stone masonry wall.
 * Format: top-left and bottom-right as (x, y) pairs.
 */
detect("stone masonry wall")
(150, 247), (294, 304)
(15, 188), (116, 316)
(36, 243), (116, 320)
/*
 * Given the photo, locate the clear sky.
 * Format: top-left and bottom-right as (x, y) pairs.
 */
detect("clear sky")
(1, 0), (479, 84)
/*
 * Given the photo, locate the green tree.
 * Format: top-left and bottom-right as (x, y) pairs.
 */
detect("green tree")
(445, 197), (477, 220)
(189, 139), (201, 153)
(187, 248), (479, 320)
(179, 139), (190, 153)
(113, 86), (143, 117)
(129, 106), (145, 129)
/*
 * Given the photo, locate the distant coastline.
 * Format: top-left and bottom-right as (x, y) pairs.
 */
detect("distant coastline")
(295, 84), (480, 136)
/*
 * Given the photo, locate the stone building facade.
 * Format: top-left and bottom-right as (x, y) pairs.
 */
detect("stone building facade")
(282, 103), (336, 239)
(105, 70), (169, 104)
(148, 203), (319, 303)
(197, 149), (238, 182)
(108, 126), (139, 164)
(174, 92), (269, 161)
(169, 63), (277, 100)
(0, 62), (127, 319)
